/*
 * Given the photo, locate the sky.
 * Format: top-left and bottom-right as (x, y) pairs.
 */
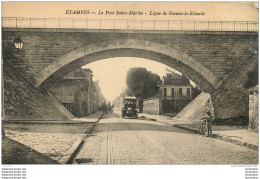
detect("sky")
(82, 57), (181, 102)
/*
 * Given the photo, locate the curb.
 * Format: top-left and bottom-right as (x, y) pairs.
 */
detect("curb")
(173, 124), (259, 151)
(4, 120), (88, 125)
(95, 113), (104, 123)
(143, 115), (259, 151)
(173, 124), (200, 134)
(4, 113), (105, 125)
(214, 134), (258, 151)
(58, 138), (84, 164)
(61, 112), (104, 164)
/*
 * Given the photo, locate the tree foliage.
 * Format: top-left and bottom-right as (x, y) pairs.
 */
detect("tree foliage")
(244, 65), (258, 89)
(126, 68), (162, 99)
(192, 85), (202, 99)
(162, 73), (190, 85)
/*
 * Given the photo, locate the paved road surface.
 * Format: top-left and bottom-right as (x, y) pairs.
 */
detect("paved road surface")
(73, 113), (258, 164)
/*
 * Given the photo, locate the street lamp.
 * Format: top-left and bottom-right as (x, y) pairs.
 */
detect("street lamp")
(13, 36), (24, 50)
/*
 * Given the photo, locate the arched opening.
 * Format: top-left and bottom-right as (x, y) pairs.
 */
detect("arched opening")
(34, 39), (222, 93)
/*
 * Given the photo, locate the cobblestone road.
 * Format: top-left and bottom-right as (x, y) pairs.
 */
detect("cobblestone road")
(74, 113), (258, 165)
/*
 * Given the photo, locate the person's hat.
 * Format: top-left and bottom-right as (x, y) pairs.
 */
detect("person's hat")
(207, 111), (212, 115)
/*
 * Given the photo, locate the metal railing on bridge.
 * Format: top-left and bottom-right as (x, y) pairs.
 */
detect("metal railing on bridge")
(2, 17), (258, 31)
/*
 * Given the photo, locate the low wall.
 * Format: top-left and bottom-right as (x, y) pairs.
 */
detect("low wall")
(162, 100), (190, 113)
(174, 92), (214, 122)
(143, 97), (161, 115)
(249, 92), (258, 132)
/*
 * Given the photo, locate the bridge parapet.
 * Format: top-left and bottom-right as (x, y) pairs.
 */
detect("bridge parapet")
(2, 17), (258, 31)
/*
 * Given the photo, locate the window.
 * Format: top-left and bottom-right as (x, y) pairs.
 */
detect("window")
(187, 88), (190, 98)
(179, 88), (183, 97)
(164, 88), (167, 100)
(171, 88), (175, 100)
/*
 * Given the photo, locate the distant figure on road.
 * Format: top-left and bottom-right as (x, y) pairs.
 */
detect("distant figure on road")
(107, 101), (114, 113)
(108, 101), (111, 111)
(102, 101), (107, 114)
(205, 111), (214, 137)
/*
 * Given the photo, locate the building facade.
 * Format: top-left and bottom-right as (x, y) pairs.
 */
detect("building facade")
(143, 73), (193, 115)
(93, 81), (106, 112)
(49, 68), (103, 118)
(160, 73), (192, 114)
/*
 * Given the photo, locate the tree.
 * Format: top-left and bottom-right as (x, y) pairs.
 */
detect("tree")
(126, 68), (162, 99)
(244, 65), (258, 89)
(162, 73), (190, 85)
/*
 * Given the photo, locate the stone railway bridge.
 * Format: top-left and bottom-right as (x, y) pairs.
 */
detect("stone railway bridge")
(2, 19), (258, 119)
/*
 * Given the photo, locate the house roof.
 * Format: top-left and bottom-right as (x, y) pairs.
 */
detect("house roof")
(54, 79), (89, 89)
(163, 73), (191, 85)
(64, 68), (92, 79)
(124, 96), (137, 100)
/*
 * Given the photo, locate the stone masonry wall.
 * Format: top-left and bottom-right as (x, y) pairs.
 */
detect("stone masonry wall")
(249, 91), (258, 132)
(174, 92), (214, 122)
(143, 97), (161, 115)
(212, 54), (258, 119)
(3, 62), (74, 120)
(2, 30), (257, 85)
(2, 29), (258, 120)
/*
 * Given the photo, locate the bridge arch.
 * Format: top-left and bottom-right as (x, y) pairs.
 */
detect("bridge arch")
(34, 39), (222, 92)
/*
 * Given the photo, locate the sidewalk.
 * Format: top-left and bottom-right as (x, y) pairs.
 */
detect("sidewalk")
(3, 112), (103, 164)
(71, 111), (104, 123)
(4, 111), (104, 124)
(140, 113), (259, 151)
(2, 136), (58, 164)
(5, 130), (85, 164)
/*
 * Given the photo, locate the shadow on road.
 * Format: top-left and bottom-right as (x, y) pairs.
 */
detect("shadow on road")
(2, 137), (58, 164)
(90, 113), (195, 134)
(92, 122), (193, 134)
(74, 158), (93, 164)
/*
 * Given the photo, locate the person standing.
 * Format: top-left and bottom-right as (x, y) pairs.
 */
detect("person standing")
(206, 111), (214, 137)
(108, 101), (111, 113)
